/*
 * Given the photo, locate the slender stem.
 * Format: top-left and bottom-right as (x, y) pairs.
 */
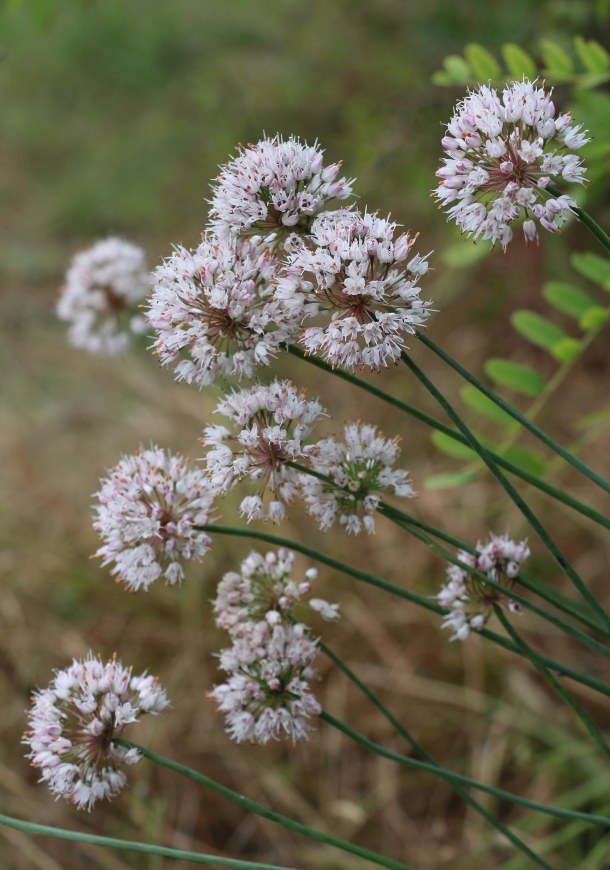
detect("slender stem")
(400, 349), (610, 628)
(415, 332), (610, 495)
(287, 344), (610, 531)
(320, 712), (610, 827)
(548, 183), (610, 254)
(320, 643), (552, 869)
(196, 525), (610, 700)
(494, 608), (610, 761)
(0, 814), (295, 869)
(116, 740), (411, 870)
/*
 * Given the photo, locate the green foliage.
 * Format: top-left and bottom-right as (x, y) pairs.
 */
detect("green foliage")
(511, 311), (567, 352)
(484, 359), (545, 397)
(570, 252), (610, 289)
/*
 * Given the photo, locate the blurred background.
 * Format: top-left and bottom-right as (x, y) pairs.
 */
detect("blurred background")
(1, 1), (609, 868)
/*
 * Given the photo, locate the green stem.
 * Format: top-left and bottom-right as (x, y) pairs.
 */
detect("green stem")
(494, 608), (610, 761)
(116, 740), (411, 870)
(0, 814), (295, 869)
(548, 183), (610, 254)
(415, 332), (610, 495)
(400, 349), (610, 629)
(287, 344), (610, 531)
(320, 712), (610, 828)
(196, 525), (610, 700)
(320, 644), (552, 869)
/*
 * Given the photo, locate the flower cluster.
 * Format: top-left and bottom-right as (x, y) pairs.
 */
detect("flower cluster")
(201, 380), (325, 523)
(148, 235), (296, 386)
(57, 237), (150, 354)
(278, 209), (433, 370)
(210, 549), (338, 743)
(438, 533), (530, 640)
(93, 446), (215, 591)
(435, 79), (589, 248)
(301, 423), (415, 534)
(209, 135), (354, 239)
(23, 653), (169, 810)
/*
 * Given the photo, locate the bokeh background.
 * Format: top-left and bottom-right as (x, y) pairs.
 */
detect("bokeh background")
(1, 2), (609, 868)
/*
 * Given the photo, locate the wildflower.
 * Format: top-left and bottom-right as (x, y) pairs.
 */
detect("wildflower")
(435, 79), (589, 248)
(201, 380), (325, 523)
(148, 235), (296, 386)
(300, 422), (415, 534)
(213, 548), (338, 634)
(438, 533), (530, 640)
(23, 653), (169, 810)
(209, 621), (322, 743)
(209, 135), (354, 239)
(277, 209), (433, 370)
(93, 446), (215, 591)
(57, 238), (150, 354)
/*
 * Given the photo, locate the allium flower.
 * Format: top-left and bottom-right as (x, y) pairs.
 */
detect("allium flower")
(209, 621), (322, 743)
(214, 548), (339, 635)
(301, 423), (414, 534)
(435, 79), (590, 248)
(438, 533), (530, 640)
(209, 135), (354, 239)
(201, 380), (325, 523)
(148, 235), (296, 386)
(23, 653), (169, 810)
(57, 238), (150, 354)
(277, 209), (433, 370)
(93, 446), (215, 591)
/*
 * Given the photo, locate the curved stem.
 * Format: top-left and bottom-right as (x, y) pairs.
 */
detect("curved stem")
(320, 643), (552, 869)
(319, 713), (610, 828)
(548, 183), (610, 254)
(0, 814), (296, 869)
(115, 740), (410, 870)
(196, 524), (610, 700)
(400, 349), (610, 629)
(287, 344), (610, 531)
(415, 332), (610, 495)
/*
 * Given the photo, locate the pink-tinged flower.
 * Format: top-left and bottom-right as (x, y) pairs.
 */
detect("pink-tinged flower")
(209, 621), (322, 744)
(277, 209), (433, 370)
(148, 235), (296, 386)
(23, 653), (169, 810)
(93, 446), (215, 591)
(438, 533), (530, 640)
(57, 238), (150, 354)
(213, 548), (338, 635)
(209, 135), (354, 239)
(201, 380), (325, 523)
(435, 80), (589, 248)
(301, 422), (414, 534)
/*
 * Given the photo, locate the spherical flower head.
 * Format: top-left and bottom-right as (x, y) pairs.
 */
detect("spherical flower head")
(202, 380), (326, 523)
(209, 135), (354, 240)
(438, 533), (529, 640)
(209, 621), (322, 744)
(214, 548), (339, 634)
(301, 422), (415, 535)
(148, 235), (297, 387)
(277, 208), (433, 370)
(23, 653), (169, 810)
(57, 238), (150, 354)
(93, 445), (215, 591)
(435, 79), (590, 249)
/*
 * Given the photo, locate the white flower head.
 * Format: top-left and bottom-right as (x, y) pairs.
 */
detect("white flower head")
(438, 533), (530, 640)
(57, 238), (150, 354)
(202, 380), (325, 523)
(23, 653), (169, 810)
(214, 548), (338, 634)
(209, 135), (354, 239)
(209, 621), (322, 744)
(93, 445), (215, 591)
(277, 209), (433, 370)
(148, 235), (297, 387)
(301, 422), (415, 535)
(435, 79), (589, 248)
